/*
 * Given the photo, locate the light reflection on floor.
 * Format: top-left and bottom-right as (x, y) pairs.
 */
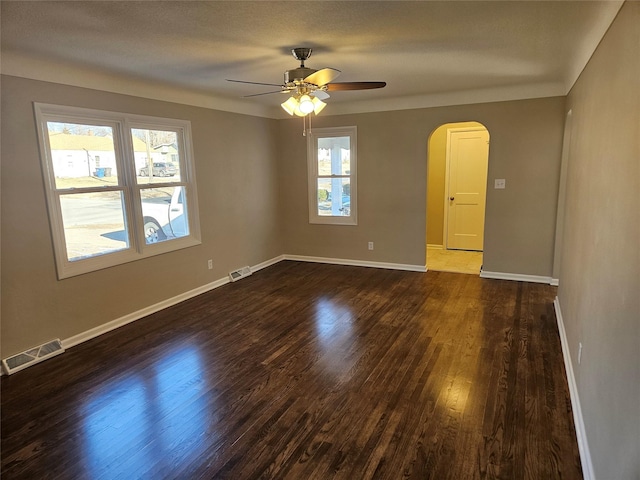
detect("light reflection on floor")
(313, 298), (356, 375)
(83, 376), (151, 478)
(314, 298), (354, 347)
(82, 346), (209, 478)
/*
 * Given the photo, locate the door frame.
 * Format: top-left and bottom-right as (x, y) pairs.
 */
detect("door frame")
(551, 109), (573, 285)
(443, 126), (489, 250)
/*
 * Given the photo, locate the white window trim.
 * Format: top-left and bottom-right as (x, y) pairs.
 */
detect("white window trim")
(307, 126), (357, 225)
(34, 103), (201, 279)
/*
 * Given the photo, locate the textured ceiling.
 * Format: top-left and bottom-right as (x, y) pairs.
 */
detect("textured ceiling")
(1, 1), (623, 117)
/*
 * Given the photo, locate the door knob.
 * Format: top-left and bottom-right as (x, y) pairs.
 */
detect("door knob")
(450, 196), (455, 201)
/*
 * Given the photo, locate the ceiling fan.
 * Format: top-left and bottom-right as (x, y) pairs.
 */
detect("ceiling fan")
(227, 47), (386, 117)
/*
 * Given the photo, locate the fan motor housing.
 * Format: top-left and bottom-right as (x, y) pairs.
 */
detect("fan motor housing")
(284, 67), (317, 84)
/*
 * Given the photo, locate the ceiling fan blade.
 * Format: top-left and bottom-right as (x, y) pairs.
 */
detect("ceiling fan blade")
(227, 79), (283, 87)
(304, 68), (341, 87)
(326, 81), (387, 91)
(311, 90), (330, 100)
(243, 90), (285, 98)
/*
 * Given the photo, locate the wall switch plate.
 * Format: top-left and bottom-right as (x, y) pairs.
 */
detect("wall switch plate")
(494, 179), (506, 189)
(207, 259), (213, 270)
(368, 242), (374, 250)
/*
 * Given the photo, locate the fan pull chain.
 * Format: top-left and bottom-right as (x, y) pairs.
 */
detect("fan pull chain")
(302, 113), (312, 137)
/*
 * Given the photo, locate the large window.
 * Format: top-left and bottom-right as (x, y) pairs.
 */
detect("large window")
(307, 126), (357, 225)
(35, 104), (200, 279)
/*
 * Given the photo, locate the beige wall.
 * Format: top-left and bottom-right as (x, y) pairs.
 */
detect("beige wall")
(558, 2), (639, 478)
(1, 76), (283, 358)
(280, 97), (565, 274)
(1, 81), (566, 358)
(426, 121), (484, 246)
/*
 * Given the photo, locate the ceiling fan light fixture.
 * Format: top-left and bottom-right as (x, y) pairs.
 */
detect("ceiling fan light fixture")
(298, 94), (314, 115)
(230, 47), (386, 121)
(281, 92), (327, 117)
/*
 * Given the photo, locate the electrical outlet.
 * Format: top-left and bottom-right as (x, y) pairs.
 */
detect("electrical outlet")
(207, 259), (213, 270)
(494, 178), (506, 189)
(368, 242), (374, 250)
(578, 342), (583, 364)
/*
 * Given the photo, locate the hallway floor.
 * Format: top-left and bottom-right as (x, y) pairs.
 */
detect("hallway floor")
(427, 246), (483, 275)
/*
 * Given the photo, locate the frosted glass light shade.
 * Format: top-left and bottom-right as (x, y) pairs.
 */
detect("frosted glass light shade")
(312, 97), (326, 114)
(281, 96), (299, 116)
(298, 95), (314, 114)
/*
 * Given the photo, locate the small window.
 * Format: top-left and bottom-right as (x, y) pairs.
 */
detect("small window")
(35, 104), (201, 279)
(307, 126), (357, 225)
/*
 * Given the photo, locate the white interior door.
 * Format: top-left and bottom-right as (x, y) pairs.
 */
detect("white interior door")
(446, 128), (489, 251)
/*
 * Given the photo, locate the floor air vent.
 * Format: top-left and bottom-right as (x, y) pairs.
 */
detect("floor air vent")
(2, 339), (65, 375)
(229, 266), (252, 282)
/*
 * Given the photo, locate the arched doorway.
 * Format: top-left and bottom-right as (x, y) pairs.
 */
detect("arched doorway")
(426, 121), (490, 274)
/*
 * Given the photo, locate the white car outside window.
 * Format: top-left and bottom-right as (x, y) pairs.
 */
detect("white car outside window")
(141, 186), (188, 243)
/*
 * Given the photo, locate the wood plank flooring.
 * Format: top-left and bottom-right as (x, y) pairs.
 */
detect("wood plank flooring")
(1, 261), (582, 479)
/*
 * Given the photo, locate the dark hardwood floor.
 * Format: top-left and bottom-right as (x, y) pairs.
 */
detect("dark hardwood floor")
(1, 261), (582, 479)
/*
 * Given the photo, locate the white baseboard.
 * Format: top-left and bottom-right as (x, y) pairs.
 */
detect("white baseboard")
(426, 244), (444, 250)
(283, 254), (427, 273)
(554, 297), (595, 480)
(480, 270), (554, 285)
(62, 255), (284, 350)
(251, 254), (285, 272)
(550, 278), (560, 286)
(63, 277), (231, 349)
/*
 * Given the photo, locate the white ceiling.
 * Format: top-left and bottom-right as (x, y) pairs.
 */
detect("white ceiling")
(1, 1), (623, 118)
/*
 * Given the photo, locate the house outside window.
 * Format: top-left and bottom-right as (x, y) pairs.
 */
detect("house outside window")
(34, 103), (200, 279)
(307, 126), (357, 225)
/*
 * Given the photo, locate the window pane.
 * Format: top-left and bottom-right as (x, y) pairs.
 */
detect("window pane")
(317, 178), (351, 217)
(318, 136), (350, 176)
(140, 186), (189, 244)
(60, 192), (129, 261)
(47, 122), (118, 188)
(133, 129), (182, 184)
